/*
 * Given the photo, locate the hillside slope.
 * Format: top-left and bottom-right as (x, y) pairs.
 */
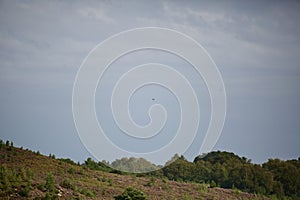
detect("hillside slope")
(0, 142), (270, 200)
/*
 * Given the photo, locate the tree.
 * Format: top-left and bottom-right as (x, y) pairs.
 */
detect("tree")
(211, 163), (228, 187)
(192, 160), (211, 183)
(163, 157), (194, 181)
(43, 173), (57, 200)
(195, 151), (244, 165)
(45, 173), (55, 193)
(165, 153), (180, 166)
(263, 159), (300, 197)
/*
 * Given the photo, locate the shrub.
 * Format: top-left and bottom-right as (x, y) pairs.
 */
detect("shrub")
(19, 183), (31, 197)
(210, 180), (217, 188)
(102, 188), (106, 196)
(146, 177), (156, 187)
(60, 179), (76, 190)
(43, 191), (58, 200)
(58, 158), (76, 165)
(162, 184), (169, 191)
(0, 165), (12, 194)
(45, 173), (56, 194)
(108, 178), (113, 186)
(78, 188), (96, 197)
(67, 167), (75, 174)
(162, 177), (168, 183)
(26, 168), (34, 182)
(37, 183), (45, 191)
(85, 190), (95, 197)
(114, 187), (147, 200)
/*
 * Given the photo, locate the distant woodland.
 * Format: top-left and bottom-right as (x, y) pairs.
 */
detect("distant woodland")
(83, 148), (300, 199)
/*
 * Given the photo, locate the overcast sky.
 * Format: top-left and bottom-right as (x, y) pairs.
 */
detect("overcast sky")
(0, 0), (299, 164)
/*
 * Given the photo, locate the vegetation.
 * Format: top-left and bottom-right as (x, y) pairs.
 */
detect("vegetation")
(114, 187), (147, 200)
(0, 139), (299, 199)
(158, 151), (300, 199)
(83, 157), (114, 172)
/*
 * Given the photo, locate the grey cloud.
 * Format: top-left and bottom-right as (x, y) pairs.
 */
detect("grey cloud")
(0, 0), (299, 164)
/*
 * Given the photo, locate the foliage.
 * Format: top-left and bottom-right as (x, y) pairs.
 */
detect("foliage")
(67, 167), (75, 174)
(83, 157), (113, 172)
(45, 173), (56, 192)
(114, 187), (147, 200)
(0, 139), (3, 149)
(194, 151), (246, 164)
(42, 173), (58, 199)
(19, 183), (31, 197)
(0, 163), (33, 197)
(263, 159), (300, 197)
(146, 177), (156, 187)
(60, 178), (76, 190)
(162, 157), (194, 182)
(58, 158), (77, 165)
(0, 165), (12, 195)
(78, 188), (96, 197)
(162, 151), (300, 199)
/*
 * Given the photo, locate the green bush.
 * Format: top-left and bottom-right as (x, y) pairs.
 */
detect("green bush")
(102, 188), (106, 196)
(43, 191), (58, 200)
(0, 165), (12, 194)
(108, 178), (113, 186)
(37, 183), (45, 191)
(146, 177), (156, 187)
(60, 178), (76, 190)
(45, 173), (56, 193)
(210, 180), (217, 188)
(78, 188), (96, 197)
(42, 173), (58, 199)
(67, 167), (75, 174)
(19, 183), (30, 197)
(114, 187), (147, 200)
(26, 168), (34, 181)
(58, 158), (77, 165)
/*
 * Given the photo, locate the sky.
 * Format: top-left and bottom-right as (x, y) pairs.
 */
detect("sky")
(0, 0), (300, 165)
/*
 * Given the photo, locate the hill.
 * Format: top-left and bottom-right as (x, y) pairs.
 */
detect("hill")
(0, 139), (272, 200)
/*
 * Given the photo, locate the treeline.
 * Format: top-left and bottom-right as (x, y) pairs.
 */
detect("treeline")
(151, 152), (299, 199)
(81, 151), (300, 199)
